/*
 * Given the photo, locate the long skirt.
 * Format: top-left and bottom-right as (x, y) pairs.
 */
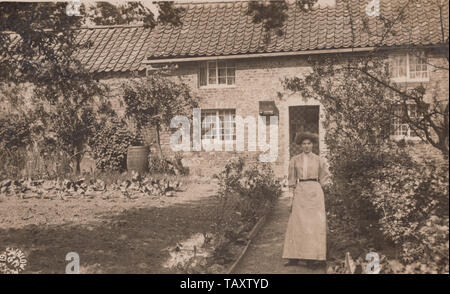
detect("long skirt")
(282, 181), (326, 260)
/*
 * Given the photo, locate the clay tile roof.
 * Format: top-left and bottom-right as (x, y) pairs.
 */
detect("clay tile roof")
(73, 25), (152, 73)
(146, 0), (449, 60)
(3, 0), (448, 73)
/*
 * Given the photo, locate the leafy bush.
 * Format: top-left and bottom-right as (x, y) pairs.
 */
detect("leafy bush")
(122, 74), (198, 152)
(0, 114), (31, 150)
(148, 152), (189, 175)
(211, 156), (281, 262)
(215, 157), (281, 220)
(324, 139), (449, 273)
(89, 117), (142, 172)
(283, 56), (448, 273)
(369, 157), (449, 273)
(0, 114), (31, 178)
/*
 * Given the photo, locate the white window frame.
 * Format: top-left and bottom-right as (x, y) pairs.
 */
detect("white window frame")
(200, 61), (236, 88)
(390, 52), (430, 83)
(201, 109), (236, 144)
(390, 104), (422, 141)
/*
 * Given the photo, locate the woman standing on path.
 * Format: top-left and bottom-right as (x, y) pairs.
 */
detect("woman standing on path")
(282, 132), (331, 268)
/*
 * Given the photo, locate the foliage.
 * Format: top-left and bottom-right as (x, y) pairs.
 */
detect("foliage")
(0, 114), (31, 179)
(122, 74), (198, 153)
(0, 113), (31, 151)
(1, 3), (107, 174)
(0, 2), (183, 78)
(0, 147), (28, 180)
(89, 117), (142, 172)
(85, 1), (184, 28)
(0, 2), (84, 84)
(215, 156), (281, 219)
(148, 152), (188, 176)
(369, 158), (449, 273)
(211, 156), (281, 262)
(283, 46), (448, 274)
(321, 129), (449, 274)
(283, 3), (449, 156)
(0, 2), (187, 175)
(247, 0), (317, 35)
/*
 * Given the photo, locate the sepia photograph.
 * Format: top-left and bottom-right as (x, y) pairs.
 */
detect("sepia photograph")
(0, 0), (448, 279)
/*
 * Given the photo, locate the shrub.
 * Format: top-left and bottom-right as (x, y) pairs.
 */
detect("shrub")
(283, 50), (449, 274)
(89, 117), (142, 172)
(215, 157), (281, 219)
(325, 141), (449, 273)
(0, 114), (31, 178)
(0, 114), (31, 150)
(122, 74), (198, 153)
(369, 157), (449, 273)
(212, 156), (281, 262)
(148, 152), (189, 175)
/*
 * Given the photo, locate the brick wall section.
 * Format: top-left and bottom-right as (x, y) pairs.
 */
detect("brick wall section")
(157, 56), (318, 177)
(100, 51), (448, 178)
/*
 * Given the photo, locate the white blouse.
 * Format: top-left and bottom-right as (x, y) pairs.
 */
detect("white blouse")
(288, 152), (331, 187)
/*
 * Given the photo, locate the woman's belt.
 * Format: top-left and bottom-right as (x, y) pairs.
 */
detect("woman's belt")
(297, 178), (319, 182)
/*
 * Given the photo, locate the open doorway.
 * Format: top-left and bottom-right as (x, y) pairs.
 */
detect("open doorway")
(289, 105), (320, 158)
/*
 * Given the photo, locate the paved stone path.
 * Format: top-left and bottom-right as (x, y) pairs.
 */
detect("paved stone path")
(233, 192), (326, 274)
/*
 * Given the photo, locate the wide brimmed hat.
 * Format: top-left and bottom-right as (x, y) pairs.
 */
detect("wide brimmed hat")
(295, 132), (319, 145)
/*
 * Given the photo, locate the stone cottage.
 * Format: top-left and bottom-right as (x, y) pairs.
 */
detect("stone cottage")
(73, 0), (448, 176)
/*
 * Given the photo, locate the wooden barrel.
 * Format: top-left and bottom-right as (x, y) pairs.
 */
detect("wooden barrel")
(127, 146), (149, 173)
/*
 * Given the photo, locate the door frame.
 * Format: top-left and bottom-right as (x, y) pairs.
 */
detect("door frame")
(282, 94), (326, 177)
(288, 105), (320, 158)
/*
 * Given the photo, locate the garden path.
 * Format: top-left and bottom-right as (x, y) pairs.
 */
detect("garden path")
(233, 192), (326, 274)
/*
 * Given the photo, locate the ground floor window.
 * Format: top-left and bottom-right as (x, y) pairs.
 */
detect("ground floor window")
(390, 104), (421, 139)
(201, 109), (236, 142)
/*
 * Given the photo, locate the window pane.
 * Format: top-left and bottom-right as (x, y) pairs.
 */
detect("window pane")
(227, 67), (235, 77)
(218, 68), (227, 84)
(218, 67), (226, 77)
(391, 55), (406, 78)
(208, 61), (216, 70)
(208, 68), (217, 84)
(409, 53), (428, 80)
(207, 62), (217, 85)
(391, 104), (423, 138)
(199, 64), (207, 87)
(223, 114), (235, 140)
(409, 104), (418, 118)
(409, 56), (415, 71)
(201, 113), (217, 139)
(218, 61), (227, 68)
(401, 124), (408, 136)
(208, 76), (217, 84)
(398, 57), (407, 77)
(204, 61), (236, 86)
(201, 109), (236, 142)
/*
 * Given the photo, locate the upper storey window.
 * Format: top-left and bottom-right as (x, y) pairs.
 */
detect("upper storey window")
(199, 61), (235, 88)
(390, 52), (429, 82)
